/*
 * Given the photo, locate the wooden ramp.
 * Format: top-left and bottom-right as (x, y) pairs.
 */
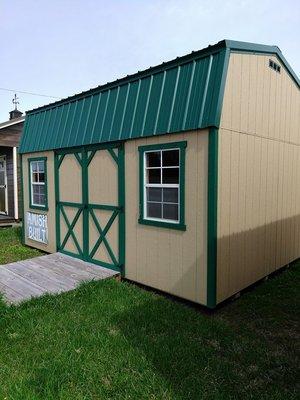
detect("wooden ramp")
(0, 253), (119, 305)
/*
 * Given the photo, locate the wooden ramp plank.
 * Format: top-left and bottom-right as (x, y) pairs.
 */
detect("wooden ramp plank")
(0, 252), (119, 305)
(0, 282), (25, 304)
(18, 260), (79, 288)
(5, 262), (75, 293)
(36, 257), (105, 282)
(48, 253), (116, 278)
(0, 267), (45, 297)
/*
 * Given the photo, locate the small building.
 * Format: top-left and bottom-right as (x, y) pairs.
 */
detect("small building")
(0, 105), (24, 224)
(19, 40), (300, 307)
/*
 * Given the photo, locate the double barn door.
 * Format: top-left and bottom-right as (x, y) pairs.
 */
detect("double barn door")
(55, 143), (125, 273)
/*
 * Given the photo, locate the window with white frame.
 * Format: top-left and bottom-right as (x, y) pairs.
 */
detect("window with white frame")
(138, 141), (186, 231)
(30, 159), (46, 207)
(144, 148), (180, 222)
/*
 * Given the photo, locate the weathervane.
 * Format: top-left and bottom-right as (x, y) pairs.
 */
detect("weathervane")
(12, 93), (19, 111)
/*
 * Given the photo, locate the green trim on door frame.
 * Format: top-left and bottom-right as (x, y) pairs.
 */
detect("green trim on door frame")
(54, 142), (125, 274)
(28, 156), (49, 211)
(138, 140), (187, 231)
(54, 152), (61, 252)
(55, 141), (121, 155)
(207, 127), (218, 309)
(82, 147), (89, 258)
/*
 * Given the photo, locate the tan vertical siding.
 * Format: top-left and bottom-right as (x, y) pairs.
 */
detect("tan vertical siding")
(59, 155), (82, 203)
(58, 154), (83, 255)
(221, 53), (300, 143)
(217, 53), (300, 303)
(22, 151), (56, 253)
(125, 129), (208, 305)
(88, 150), (118, 205)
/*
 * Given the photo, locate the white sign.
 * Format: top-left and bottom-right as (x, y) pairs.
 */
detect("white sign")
(27, 212), (48, 244)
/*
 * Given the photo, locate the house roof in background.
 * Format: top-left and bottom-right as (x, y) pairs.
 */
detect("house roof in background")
(0, 116), (25, 130)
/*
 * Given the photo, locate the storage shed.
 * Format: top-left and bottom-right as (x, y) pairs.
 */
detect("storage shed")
(19, 40), (300, 308)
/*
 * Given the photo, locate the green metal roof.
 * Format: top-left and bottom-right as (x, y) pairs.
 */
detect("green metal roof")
(19, 40), (299, 154)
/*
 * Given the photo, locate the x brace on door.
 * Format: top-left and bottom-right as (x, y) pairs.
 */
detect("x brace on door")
(54, 143), (125, 274)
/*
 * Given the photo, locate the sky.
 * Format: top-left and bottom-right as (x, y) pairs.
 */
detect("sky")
(1, 0), (299, 121)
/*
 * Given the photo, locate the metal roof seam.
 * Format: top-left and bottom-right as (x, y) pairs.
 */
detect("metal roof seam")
(19, 40), (299, 154)
(25, 41), (227, 115)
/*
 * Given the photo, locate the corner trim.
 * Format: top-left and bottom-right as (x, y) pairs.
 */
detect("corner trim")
(214, 48), (231, 127)
(207, 127), (218, 308)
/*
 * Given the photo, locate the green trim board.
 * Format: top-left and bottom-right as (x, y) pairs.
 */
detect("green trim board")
(54, 142), (125, 274)
(205, 47), (231, 308)
(213, 48), (231, 128)
(27, 157), (48, 211)
(54, 152), (61, 252)
(117, 144), (126, 277)
(138, 141), (187, 231)
(55, 141), (122, 155)
(138, 218), (186, 231)
(207, 127), (218, 309)
(82, 147), (89, 259)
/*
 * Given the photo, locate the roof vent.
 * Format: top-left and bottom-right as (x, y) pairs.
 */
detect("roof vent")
(269, 59), (281, 73)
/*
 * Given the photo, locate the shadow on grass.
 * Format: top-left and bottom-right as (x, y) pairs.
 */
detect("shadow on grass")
(112, 293), (249, 399)
(113, 265), (299, 400)
(0, 266), (298, 400)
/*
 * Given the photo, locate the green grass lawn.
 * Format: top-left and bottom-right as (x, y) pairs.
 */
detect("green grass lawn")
(0, 227), (42, 264)
(0, 228), (299, 399)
